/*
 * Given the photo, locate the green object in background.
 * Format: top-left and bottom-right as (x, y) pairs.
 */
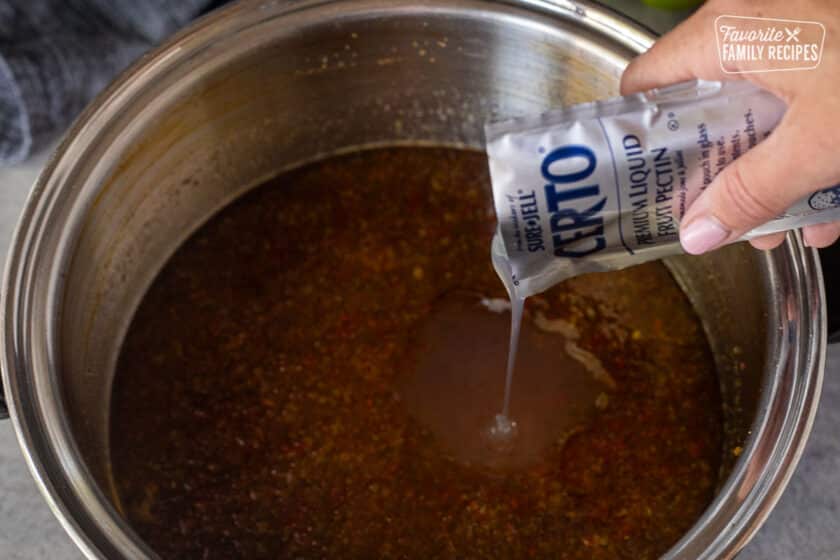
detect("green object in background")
(642, 0), (703, 9)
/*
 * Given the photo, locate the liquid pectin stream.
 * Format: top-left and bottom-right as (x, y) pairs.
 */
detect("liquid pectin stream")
(487, 233), (524, 450)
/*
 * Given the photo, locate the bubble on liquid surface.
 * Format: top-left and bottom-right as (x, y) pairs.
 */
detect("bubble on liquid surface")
(484, 414), (519, 454)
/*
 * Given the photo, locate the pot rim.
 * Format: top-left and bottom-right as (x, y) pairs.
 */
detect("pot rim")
(0, 1), (826, 558)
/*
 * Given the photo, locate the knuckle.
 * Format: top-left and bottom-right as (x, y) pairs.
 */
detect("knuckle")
(716, 165), (778, 227)
(749, 233), (786, 251)
(811, 223), (840, 248)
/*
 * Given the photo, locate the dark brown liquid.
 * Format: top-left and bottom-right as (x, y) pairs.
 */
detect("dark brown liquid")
(110, 147), (723, 559)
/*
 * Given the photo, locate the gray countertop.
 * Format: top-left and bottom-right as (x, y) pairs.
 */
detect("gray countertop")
(1, 2), (840, 558)
(0, 149), (86, 559)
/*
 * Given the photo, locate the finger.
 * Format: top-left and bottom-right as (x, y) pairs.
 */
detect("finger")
(680, 109), (834, 255)
(749, 233), (787, 251)
(803, 222), (840, 248)
(620, 8), (727, 95)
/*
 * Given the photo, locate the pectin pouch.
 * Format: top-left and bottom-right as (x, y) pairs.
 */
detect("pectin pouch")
(487, 80), (840, 298)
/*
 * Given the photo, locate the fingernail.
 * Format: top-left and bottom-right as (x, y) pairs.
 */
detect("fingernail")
(680, 216), (730, 255)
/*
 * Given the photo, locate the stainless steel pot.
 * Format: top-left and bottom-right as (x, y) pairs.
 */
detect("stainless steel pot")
(0, 0), (831, 558)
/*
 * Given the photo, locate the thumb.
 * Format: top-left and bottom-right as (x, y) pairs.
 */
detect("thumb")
(679, 110), (830, 255)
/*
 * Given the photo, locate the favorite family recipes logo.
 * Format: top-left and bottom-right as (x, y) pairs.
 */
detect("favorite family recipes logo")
(715, 15), (825, 73)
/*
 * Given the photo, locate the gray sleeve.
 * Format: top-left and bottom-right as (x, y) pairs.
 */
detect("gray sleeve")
(0, 0), (212, 165)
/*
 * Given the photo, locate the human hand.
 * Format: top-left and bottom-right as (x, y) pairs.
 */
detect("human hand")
(620, 0), (840, 253)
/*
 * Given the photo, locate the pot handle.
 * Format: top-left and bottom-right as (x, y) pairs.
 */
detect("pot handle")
(0, 381), (6, 419)
(822, 244), (840, 344)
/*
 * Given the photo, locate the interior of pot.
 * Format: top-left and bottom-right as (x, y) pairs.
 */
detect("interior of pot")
(37, 0), (791, 557)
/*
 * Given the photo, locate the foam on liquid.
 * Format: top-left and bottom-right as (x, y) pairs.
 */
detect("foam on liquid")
(398, 234), (605, 469)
